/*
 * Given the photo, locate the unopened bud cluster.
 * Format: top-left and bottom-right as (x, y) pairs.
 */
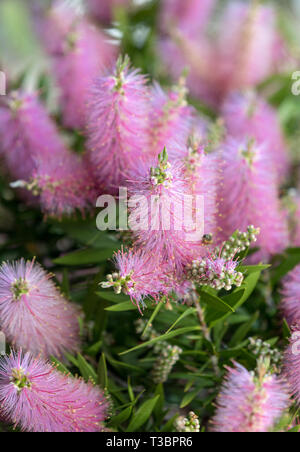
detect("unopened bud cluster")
(218, 225), (260, 260)
(187, 256), (243, 291)
(152, 344), (182, 384)
(100, 271), (134, 295)
(175, 411), (200, 433)
(249, 338), (281, 369)
(150, 147), (173, 187)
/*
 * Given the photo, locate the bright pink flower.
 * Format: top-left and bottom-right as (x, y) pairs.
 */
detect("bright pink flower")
(127, 150), (203, 274)
(0, 351), (109, 432)
(87, 0), (131, 23)
(160, 0), (215, 38)
(87, 56), (150, 194)
(281, 265), (300, 327)
(218, 138), (288, 262)
(211, 363), (290, 432)
(0, 259), (80, 358)
(40, 2), (117, 129)
(31, 151), (96, 218)
(147, 82), (194, 161)
(222, 92), (289, 182)
(101, 248), (169, 311)
(293, 196), (300, 247)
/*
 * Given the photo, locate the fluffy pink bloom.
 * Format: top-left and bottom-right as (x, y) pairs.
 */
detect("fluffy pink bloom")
(40, 2), (117, 129)
(147, 82), (194, 161)
(284, 327), (300, 406)
(0, 259), (80, 358)
(160, 0), (215, 38)
(160, 1), (282, 107)
(101, 248), (169, 311)
(218, 138), (288, 262)
(281, 265), (300, 327)
(31, 151), (96, 218)
(184, 143), (219, 246)
(222, 92), (289, 182)
(293, 196), (300, 247)
(127, 151), (203, 274)
(0, 92), (63, 184)
(87, 57), (150, 194)
(87, 0), (131, 23)
(211, 363), (290, 432)
(0, 351), (109, 432)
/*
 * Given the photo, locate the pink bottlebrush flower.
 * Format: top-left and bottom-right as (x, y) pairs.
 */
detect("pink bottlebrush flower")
(160, 1), (282, 107)
(211, 363), (290, 432)
(40, 2), (117, 129)
(147, 81), (195, 161)
(0, 259), (80, 358)
(184, 141), (219, 246)
(87, 56), (150, 194)
(127, 149), (203, 274)
(31, 151), (96, 218)
(0, 92), (64, 184)
(281, 265), (300, 327)
(284, 327), (300, 406)
(293, 196), (300, 247)
(218, 138), (288, 262)
(0, 350), (109, 432)
(160, 0), (215, 38)
(87, 0), (131, 23)
(101, 248), (169, 311)
(222, 92), (289, 182)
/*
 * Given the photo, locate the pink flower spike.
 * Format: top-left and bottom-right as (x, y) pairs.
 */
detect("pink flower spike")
(0, 350), (109, 432)
(281, 265), (300, 327)
(87, 55), (150, 194)
(217, 138), (288, 262)
(0, 259), (80, 358)
(211, 363), (290, 432)
(101, 248), (168, 311)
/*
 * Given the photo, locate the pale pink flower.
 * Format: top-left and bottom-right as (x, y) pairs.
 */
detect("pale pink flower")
(281, 265), (300, 327)
(222, 92), (289, 182)
(211, 363), (290, 432)
(284, 327), (300, 406)
(101, 248), (169, 311)
(0, 350), (109, 432)
(0, 259), (80, 358)
(87, 56), (150, 194)
(147, 82), (194, 161)
(293, 196), (300, 247)
(160, 0), (215, 38)
(218, 138), (288, 262)
(40, 2), (117, 129)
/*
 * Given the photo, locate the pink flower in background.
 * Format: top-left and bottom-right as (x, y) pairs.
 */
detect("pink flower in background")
(160, 0), (215, 38)
(160, 1), (282, 107)
(0, 259), (80, 358)
(293, 196), (300, 247)
(87, 56), (150, 194)
(87, 0), (131, 23)
(101, 248), (169, 311)
(147, 82), (194, 161)
(218, 138), (288, 262)
(222, 92), (289, 182)
(281, 265), (300, 327)
(39, 1), (117, 129)
(211, 363), (290, 432)
(0, 92), (63, 184)
(32, 151), (96, 218)
(0, 351), (109, 432)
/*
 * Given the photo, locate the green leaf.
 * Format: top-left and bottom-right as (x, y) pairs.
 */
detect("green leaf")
(272, 248), (300, 285)
(199, 289), (235, 313)
(180, 388), (200, 408)
(97, 291), (131, 303)
(54, 248), (115, 266)
(119, 326), (201, 356)
(109, 406), (133, 427)
(142, 301), (164, 338)
(283, 318), (291, 339)
(105, 300), (137, 312)
(205, 289), (245, 326)
(50, 357), (70, 376)
(229, 312), (259, 347)
(165, 307), (196, 334)
(126, 395), (160, 432)
(98, 353), (108, 389)
(77, 354), (97, 383)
